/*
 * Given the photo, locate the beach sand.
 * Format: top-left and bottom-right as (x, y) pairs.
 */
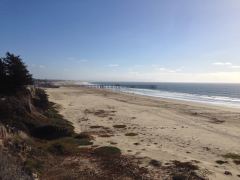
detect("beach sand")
(46, 86), (240, 179)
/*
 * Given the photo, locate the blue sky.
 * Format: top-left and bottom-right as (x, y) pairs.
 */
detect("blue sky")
(0, 0), (240, 82)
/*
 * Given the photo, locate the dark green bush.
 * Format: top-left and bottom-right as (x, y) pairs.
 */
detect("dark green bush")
(93, 146), (121, 157)
(75, 132), (91, 139)
(47, 143), (67, 155)
(113, 125), (126, 128)
(0, 52), (33, 94)
(33, 88), (49, 110)
(24, 158), (43, 174)
(32, 125), (73, 140)
(125, 132), (138, 136)
(46, 137), (93, 155)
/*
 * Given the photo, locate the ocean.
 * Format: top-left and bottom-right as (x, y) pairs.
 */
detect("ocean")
(93, 82), (240, 108)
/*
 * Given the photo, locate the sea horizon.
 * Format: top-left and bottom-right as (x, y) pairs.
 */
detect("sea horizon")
(88, 81), (240, 108)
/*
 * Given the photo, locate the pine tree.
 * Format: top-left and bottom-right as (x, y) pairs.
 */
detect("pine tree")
(0, 58), (7, 93)
(1, 52), (33, 93)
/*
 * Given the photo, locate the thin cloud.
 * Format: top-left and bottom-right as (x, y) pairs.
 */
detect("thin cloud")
(107, 64), (119, 67)
(231, 65), (240, 69)
(156, 67), (176, 73)
(213, 62), (232, 66)
(213, 62), (240, 69)
(128, 70), (140, 76)
(153, 65), (183, 73)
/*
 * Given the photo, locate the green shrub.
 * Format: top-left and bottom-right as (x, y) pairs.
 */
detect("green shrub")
(172, 174), (188, 180)
(93, 146), (121, 157)
(30, 99), (74, 140)
(77, 139), (93, 146)
(74, 132), (93, 140)
(46, 137), (93, 155)
(43, 103), (74, 136)
(33, 88), (49, 110)
(24, 158), (43, 173)
(125, 132), (138, 136)
(113, 125), (126, 128)
(90, 125), (103, 129)
(149, 159), (161, 167)
(0, 96), (40, 133)
(32, 125), (73, 140)
(47, 143), (67, 155)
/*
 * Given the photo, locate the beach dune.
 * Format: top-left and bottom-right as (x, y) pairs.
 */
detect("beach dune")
(47, 86), (240, 180)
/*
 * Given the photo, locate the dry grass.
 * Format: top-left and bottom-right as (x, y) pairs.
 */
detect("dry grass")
(222, 153), (240, 160)
(84, 109), (116, 118)
(233, 160), (240, 165)
(164, 161), (205, 180)
(0, 151), (32, 180)
(41, 149), (152, 180)
(48, 137), (93, 155)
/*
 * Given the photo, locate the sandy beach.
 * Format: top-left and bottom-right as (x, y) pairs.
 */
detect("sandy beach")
(46, 86), (240, 180)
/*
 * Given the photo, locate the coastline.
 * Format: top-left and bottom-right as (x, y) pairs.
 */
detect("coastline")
(123, 90), (240, 109)
(91, 82), (240, 109)
(119, 89), (240, 112)
(47, 86), (240, 179)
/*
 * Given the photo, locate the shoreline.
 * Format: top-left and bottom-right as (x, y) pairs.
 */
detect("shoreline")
(104, 87), (240, 109)
(120, 90), (240, 112)
(71, 85), (240, 112)
(47, 86), (240, 179)
(88, 82), (240, 109)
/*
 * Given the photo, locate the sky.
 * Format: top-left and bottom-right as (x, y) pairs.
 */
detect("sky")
(0, 0), (240, 83)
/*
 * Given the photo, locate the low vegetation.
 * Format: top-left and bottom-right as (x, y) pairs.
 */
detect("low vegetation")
(0, 151), (33, 180)
(113, 125), (126, 128)
(125, 132), (138, 136)
(233, 160), (240, 165)
(224, 171), (232, 176)
(74, 132), (94, 140)
(222, 153), (240, 160)
(0, 89), (74, 139)
(90, 125), (103, 129)
(149, 159), (161, 167)
(24, 158), (44, 174)
(93, 146), (121, 157)
(45, 137), (93, 155)
(163, 160), (207, 180)
(0, 52), (209, 179)
(0, 52), (78, 178)
(215, 160), (228, 165)
(222, 153), (240, 166)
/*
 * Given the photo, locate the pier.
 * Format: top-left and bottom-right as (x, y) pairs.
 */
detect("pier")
(80, 84), (121, 89)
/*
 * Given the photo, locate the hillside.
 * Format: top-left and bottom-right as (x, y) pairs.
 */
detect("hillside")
(0, 87), (160, 179)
